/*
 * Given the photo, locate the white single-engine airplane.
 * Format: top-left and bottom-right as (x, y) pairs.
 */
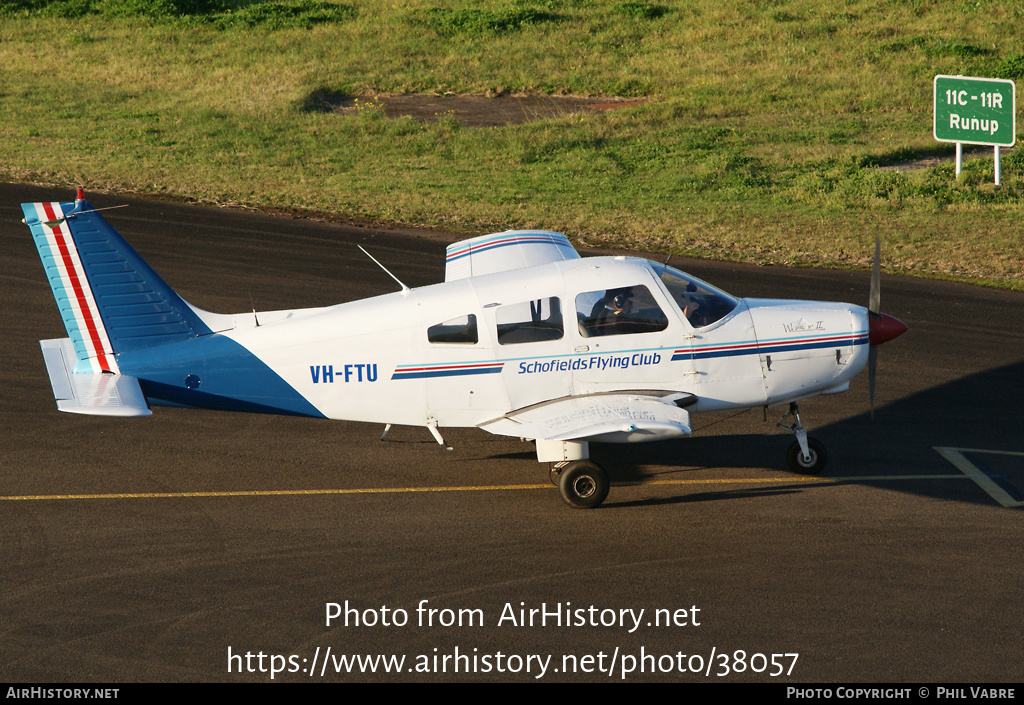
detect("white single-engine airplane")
(23, 190), (906, 508)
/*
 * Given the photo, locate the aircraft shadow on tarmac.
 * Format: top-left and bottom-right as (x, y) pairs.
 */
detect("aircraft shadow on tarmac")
(582, 359), (1024, 509)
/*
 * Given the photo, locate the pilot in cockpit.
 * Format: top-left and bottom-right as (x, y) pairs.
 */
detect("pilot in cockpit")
(590, 287), (635, 332)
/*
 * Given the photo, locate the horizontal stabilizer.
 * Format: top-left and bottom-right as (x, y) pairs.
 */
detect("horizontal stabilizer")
(480, 391), (693, 444)
(40, 338), (151, 417)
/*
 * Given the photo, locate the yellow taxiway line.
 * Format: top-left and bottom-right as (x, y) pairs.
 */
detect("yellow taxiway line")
(0, 474), (968, 502)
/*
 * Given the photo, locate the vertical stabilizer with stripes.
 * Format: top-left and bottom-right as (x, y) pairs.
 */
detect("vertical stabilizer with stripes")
(22, 191), (211, 374)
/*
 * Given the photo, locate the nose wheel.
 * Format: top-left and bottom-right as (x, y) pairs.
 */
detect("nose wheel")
(777, 402), (828, 475)
(786, 436), (827, 474)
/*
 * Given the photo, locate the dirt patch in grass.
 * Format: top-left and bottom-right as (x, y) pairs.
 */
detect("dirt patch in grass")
(304, 92), (648, 126)
(881, 144), (1017, 172)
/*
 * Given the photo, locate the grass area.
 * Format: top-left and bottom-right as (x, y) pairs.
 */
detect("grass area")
(1, 0), (1023, 287)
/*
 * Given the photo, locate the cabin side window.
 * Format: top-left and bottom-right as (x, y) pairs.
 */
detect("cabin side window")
(495, 298), (564, 345)
(576, 285), (669, 338)
(427, 314), (479, 344)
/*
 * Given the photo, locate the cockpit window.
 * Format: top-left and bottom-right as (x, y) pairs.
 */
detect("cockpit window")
(651, 262), (739, 328)
(576, 285), (668, 338)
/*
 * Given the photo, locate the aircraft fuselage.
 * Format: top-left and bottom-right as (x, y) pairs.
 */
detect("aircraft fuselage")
(119, 256), (871, 432)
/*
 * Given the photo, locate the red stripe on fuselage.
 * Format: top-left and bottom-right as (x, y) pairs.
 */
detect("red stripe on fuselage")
(397, 362), (503, 373)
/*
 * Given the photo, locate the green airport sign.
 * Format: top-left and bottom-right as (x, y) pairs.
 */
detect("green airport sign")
(934, 75), (1016, 147)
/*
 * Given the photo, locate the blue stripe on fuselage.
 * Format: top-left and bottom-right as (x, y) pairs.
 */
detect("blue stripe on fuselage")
(392, 366), (503, 380)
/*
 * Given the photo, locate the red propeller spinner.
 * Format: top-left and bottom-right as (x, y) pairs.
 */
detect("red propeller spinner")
(869, 312), (908, 346)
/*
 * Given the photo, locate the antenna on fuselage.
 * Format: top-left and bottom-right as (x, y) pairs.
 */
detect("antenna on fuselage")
(247, 290), (260, 327)
(358, 245), (410, 294)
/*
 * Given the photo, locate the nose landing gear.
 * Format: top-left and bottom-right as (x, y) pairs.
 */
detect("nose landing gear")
(777, 402), (828, 475)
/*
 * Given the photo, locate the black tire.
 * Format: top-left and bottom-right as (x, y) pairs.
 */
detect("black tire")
(558, 461), (610, 509)
(787, 437), (828, 475)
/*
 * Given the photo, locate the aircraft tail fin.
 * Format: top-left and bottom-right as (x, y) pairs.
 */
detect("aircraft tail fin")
(22, 191), (210, 374)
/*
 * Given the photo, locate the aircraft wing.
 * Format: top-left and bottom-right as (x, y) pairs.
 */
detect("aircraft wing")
(479, 391), (695, 444)
(40, 338), (151, 417)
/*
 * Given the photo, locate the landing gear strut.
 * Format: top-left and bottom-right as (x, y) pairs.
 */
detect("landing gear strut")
(777, 402), (828, 475)
(550, 460), (610, 509)
(549, 464), (563, 486)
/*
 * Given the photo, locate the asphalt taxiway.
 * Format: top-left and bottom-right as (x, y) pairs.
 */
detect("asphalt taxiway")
(1, 184), (1022, 682)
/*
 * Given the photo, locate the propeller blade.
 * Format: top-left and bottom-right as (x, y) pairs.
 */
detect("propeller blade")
(869, 233), (881, 315)
(866, 233), (907, 419)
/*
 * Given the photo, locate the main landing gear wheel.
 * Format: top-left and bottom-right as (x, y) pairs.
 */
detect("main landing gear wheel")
(786, 437), (827, 475)
(558, 460), (610, 509)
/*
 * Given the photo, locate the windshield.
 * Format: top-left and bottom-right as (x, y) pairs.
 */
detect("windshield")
(650, 262), (739, 328)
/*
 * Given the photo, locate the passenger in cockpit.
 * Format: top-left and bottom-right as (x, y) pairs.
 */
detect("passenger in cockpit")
(678, 287), (701, 323)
